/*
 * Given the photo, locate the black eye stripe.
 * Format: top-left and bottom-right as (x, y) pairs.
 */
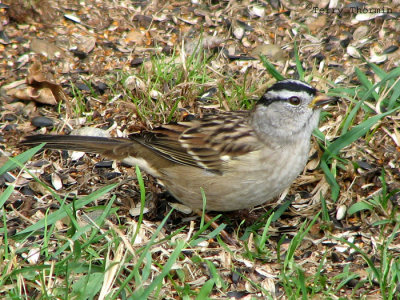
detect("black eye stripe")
(257, 80), (317, 106)
(258, 96), (285, 106)
(258, 96), (305, 107)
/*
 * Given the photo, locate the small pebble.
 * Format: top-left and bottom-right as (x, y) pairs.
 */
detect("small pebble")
(71, 49), (87, 59)
(357, 160), (373, 170)
(231, 269), (241, 283)
(340, 37), (351, 48)
(369, 52), (387, 64)
(51, 173), (63, 191)
(95, 82), (108, 94)
(347, 46), (361, 58)
(161, 46), (173, 55)
(130, 57), (144, 67)
(352, 25), (369, 40)
(105, 172), (122, 180)
(249, 5), (265, 18)
(95, 161), (113, 168)
(336, 205), (347, 220)
(2, 172), (16, 183)
(331, 252), (340, 263)
(13, 199), (24, 209)
(149, 90), (162, 100)
(21, 185), (35, 196)
(383, 45), (399, 54)
(346, 278), (359, 288)
(124, 75), (146, 91)
(198, 87), (217, 102)
(233, 26), (245, 39)
(4, 114), (17, 122)
(75, 82), (91, 91)
(31, 116), (54, 128)
(3, 124), (17, 131)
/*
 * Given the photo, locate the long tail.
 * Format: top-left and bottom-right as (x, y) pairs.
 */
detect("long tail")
(20, 135), (133, 159)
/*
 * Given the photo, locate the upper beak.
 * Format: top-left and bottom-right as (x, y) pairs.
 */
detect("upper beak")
(309, 93), (339, 109)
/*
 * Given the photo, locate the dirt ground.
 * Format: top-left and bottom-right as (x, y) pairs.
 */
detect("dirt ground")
(1, 0), (400, 298)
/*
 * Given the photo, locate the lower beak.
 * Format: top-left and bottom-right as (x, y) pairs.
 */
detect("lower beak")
(309, 93), (338, 108)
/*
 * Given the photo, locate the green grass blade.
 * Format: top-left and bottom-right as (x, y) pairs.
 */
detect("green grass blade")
(52, 196), (117, 257)
(320, 160), (340, 201)
(355, 67), (378, 101)
(131, 240), (185, 299)
(341, 95), (365, 134)
(336, 237), (381, 282)
(294, 40), (304, 80)
(195, 279), (215, 299)
(364, 61), (387, 80)
(272, 199), (292, 222)
(259, 213), (274, 251)
(387, 78), (400, 110)
(325, 107), (400, 159)
(132, 166), (146, 245)
(113, 209), (174, 300)
(347, 201), (374, 215)
(205, 260), (226, 289)
(14, 183), (119, 236)
(0, 144), (44, 175)
(342, 68), (400, 134)
(323, 107), (399, 201)
(0, 184), (14, 209)
(320, 192), (330, 222)
(259, 55), (285, 81)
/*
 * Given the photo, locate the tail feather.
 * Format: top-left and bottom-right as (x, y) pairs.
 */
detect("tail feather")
(20, 135), (132, 159)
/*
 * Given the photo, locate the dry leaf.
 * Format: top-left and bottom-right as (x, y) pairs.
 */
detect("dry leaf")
(7, 62), (67, 105)
(30, 38), (64, 59)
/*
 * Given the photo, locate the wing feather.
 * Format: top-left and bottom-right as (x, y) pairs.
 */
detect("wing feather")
(130, 111), (263, 171)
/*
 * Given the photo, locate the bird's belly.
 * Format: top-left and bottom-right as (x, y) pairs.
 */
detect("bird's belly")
(159, 144), (309, 211)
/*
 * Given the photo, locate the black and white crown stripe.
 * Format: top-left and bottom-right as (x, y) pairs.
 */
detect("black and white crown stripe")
(259, 79), (317, 106)
(267, 79), (316, 95)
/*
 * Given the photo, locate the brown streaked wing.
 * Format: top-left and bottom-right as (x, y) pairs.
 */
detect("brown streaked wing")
(130, 123), (202, 168)
(129, 111), (262, 171)
(179, 111), (262, 169)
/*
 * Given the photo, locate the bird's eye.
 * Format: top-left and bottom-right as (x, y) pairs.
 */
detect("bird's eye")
(289, 96), (301, 106)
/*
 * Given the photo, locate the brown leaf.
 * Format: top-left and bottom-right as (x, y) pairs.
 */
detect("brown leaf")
(27, 62), (67, 103)
(10, 85), (57, 105)
(125, 29), (145, 45)
(77, 36), (96, 54)
(6, 62), (67, 105)
(30, 38), (64, 59)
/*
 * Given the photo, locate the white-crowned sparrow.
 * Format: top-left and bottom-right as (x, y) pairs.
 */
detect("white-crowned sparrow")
(21, 79), (336, 211)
